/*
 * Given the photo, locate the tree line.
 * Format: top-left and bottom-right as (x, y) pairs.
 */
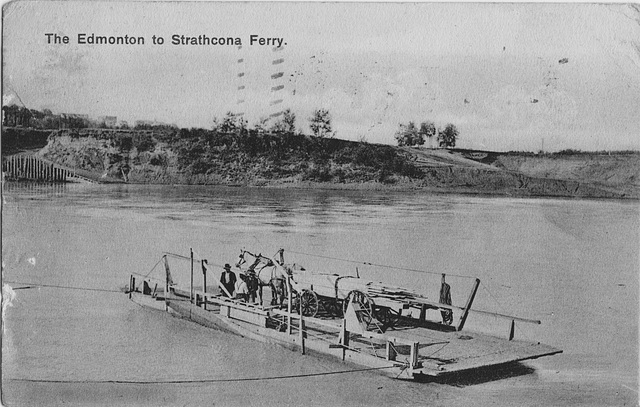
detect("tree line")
(394, 120), (459, 148)
(210, 108), (334, 139)
(4, 104), (459, 149)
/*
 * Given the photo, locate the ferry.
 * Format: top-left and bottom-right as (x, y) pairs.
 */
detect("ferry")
(126, 249), (561, 380)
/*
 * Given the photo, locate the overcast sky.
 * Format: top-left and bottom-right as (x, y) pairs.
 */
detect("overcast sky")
(3, 2), (639, 151)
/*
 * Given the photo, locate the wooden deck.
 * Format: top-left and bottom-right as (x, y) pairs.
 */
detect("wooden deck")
(130, 282), (561, 380)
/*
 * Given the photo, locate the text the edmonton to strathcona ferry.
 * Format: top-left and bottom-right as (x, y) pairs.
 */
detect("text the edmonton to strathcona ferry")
(45, 33), (286, 47)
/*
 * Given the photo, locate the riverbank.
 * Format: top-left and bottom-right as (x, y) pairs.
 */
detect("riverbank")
(3, 127), (638, 199)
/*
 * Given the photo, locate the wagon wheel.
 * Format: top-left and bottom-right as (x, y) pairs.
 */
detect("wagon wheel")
(343, 290), (374, 326)
(299, 289), (319, 317)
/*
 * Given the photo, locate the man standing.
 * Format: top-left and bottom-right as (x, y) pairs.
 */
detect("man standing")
(220, 263), (236, 297)
(440, 274), (453, 325)
(235, 273), (250, 302)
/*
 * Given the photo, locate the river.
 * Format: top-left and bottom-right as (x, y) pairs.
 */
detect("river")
(2, 183), (638, 406)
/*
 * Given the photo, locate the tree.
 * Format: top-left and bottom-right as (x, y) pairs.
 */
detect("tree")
(270, 109), (296, 134)
(218, 111), (238, 133)
(394, 121), (424, 146)
(438, 123), (458, 148)
(254, 116), (270, 133)
(309, 109), (332, 138)
(419, 121), (436, 142)
(282, 109), (296, 134)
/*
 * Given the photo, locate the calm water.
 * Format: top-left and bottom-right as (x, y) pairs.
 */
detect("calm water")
(2, 183), (638, 406)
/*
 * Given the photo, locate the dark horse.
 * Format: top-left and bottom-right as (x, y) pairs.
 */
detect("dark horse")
(236, 249), (289, 307)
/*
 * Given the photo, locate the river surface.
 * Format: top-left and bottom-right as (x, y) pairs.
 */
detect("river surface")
(2, 183), (638, 406)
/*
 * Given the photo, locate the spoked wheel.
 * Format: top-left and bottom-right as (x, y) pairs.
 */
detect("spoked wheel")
(343, 290), (374, 326)
(299, 289), (319, 317)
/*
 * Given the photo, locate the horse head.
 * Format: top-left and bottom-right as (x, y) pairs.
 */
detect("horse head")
(235, 249), (247, 268)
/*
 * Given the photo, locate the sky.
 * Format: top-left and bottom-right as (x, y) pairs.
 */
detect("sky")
(3, 1), (640, 152)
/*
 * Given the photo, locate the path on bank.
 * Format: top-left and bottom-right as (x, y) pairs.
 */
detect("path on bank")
(398, 146), (638, 199)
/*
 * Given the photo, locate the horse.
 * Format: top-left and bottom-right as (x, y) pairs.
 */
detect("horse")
(236, 249), (290, 307)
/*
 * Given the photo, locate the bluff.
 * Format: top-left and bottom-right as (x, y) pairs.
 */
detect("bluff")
(30, 128), (638, 199)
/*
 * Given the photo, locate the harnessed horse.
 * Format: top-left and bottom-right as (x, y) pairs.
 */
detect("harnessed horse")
(236, 249), (290, 307)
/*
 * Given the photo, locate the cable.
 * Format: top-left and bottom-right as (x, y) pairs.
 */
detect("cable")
(480, 281), (534, 342)
(7, 365), (396, 385)
(285, 249), (476, 280)
(143, 257), (165, 278)
(3, 281), (122, 294)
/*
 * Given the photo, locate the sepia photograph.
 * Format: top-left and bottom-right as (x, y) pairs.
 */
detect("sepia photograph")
(2, 1), (638, 406)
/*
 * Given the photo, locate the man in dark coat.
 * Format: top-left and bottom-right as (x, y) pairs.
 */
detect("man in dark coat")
(220, 263), (236, 297)
(440, 274), (453, 325)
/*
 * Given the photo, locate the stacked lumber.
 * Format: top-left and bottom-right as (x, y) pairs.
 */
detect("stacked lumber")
(365, 282), (425, 302)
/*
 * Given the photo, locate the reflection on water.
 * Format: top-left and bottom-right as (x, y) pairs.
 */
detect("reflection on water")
(2, 183), (638, 406)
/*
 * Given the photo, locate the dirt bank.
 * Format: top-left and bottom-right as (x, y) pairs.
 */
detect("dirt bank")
(493, 153), (639, 197)
(11, 128), (638, 199)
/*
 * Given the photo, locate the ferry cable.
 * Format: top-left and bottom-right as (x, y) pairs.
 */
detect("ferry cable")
(7, 365), (397, 385)
(479, 281), (534, 342)
(3, 281), (122, 294)
(285, 249), (477, 280)
(142, 256), (165, 278)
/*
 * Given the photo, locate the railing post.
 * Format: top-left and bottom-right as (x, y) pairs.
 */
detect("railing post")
(164, 255), (170, 311)
(287, 275), (292, 335)
(190, 248), (194, 304)
(202, 260), (207, 310)
(410, 342), (419, 370)
(386, 341), (397, 361)
(299, 314), (306, 355)
(341, 319), (349, 361)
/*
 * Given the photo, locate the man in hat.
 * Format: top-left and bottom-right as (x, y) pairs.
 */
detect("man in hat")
(220, 263), (236, 297)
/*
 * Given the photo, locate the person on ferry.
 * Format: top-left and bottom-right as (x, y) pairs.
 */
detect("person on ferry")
(246, 270), (259, 303)
(235, 273), (250, 302)
(220, 263), (236, 297)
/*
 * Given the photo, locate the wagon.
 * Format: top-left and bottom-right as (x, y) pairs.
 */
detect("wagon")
(289, 271), (424, 329)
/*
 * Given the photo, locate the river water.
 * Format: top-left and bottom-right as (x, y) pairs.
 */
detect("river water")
(2, 183), (638, 406)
